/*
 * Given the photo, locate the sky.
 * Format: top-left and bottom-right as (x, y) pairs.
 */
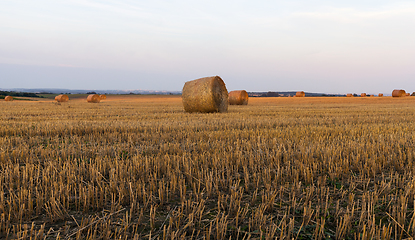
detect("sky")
(1, 0), (415, 94)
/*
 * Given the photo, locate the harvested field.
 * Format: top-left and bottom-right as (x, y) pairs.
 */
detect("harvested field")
(1, 95), (415, 239)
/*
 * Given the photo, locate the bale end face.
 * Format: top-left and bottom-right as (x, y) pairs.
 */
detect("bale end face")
(87, 94), (101, 103)
(182, 76), (228, 113)
(100, 94), (107, 100)
(229, 90), (249, 105)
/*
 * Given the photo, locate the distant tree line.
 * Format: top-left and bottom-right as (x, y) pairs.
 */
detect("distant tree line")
(0, 91), (43, 98)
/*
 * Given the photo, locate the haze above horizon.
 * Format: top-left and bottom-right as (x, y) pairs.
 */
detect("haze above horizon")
(1, 1), (414, 94)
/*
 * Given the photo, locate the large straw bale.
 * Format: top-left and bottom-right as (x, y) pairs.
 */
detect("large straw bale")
(346, 94), (353, 97)
(295, 91), (305, 97)
(55, 94), (69, 102)
(87, 94), (101, 103)
(378, 93), (383, 97)
(4, 96), (13, 101)
(99, 94), (107, 100)
(392, 89), (406, 97)
(182, 76), (228, 113)
(361, 93), (367, 97)
(229, 90), (249, 105)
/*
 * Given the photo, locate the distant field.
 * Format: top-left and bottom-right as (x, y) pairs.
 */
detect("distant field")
(1, 96), (415, 239)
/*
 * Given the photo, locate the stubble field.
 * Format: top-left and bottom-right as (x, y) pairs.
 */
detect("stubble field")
(1, 95), (415, 239)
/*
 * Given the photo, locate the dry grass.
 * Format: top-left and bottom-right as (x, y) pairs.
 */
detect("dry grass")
(1, 96), (415, 239)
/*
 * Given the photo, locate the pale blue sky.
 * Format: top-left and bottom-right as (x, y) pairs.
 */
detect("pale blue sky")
(1, 0), (415, 93)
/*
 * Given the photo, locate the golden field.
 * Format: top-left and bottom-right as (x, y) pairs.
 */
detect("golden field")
(1, 95), (415, 239)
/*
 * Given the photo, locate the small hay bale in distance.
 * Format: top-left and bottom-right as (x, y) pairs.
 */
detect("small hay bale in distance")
(99, 94), (107, 100)
(228, 90), (249, 105)
(87, 94), (101, 103)
(55, 94), (69, 102)
(346, 94), (353, 97)
(406, 93), (410, 96)
(361, 93), (367, 97)
(4, 96), (13, 101)
(182, 76), (228, 113)
(378, 93), (383, 97)
(295, 91), (305, 97)
(392, 89), (406, 97)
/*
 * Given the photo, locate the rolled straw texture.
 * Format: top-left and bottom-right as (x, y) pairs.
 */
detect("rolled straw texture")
(4, 96), (13, 101)
(182, 76), (228, 113)
(229, 90), (249, 105)
(346, 94), (353, 97)
(99, 94), (107, 100)
(55, 94), (69, 102)
(295, 91), (305, 97)
(392, 89), (406, 97)
(87, 94), (101, 103)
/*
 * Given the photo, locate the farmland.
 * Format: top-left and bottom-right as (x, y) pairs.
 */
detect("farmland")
(1, 95), (415, 239)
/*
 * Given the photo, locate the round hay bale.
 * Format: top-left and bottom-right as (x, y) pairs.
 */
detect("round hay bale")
(361, 93), (367, 97)
(4, 96), (13, 101)
(229, 90), (248, 105)
(295, 91), (305, 97)
(392, 89), (406, 97)
(412, 92), (415, 96)
(346, 93), (353, 97)
(99, 94), (107, 100)
(378, 93), (383, 97)
(55, 94), (69, 102)
(87, 94), (101, 103)
(406, 93), (410, 96)
(182, 76), (228, 113)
